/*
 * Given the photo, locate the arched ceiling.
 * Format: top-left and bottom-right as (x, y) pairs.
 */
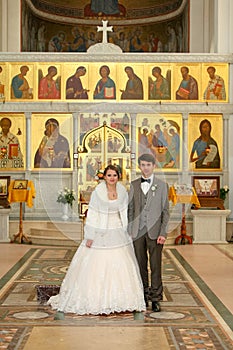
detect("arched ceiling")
(25, 0), (188, 25)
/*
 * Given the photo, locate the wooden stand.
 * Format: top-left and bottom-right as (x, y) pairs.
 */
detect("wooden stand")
(169, 186), (200, 245)
(8, 180), (35, 244)
(11, 202), (32, 244)
(175, 203), (192, 245)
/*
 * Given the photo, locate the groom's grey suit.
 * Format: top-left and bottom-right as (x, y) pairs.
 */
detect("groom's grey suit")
(128, 174), (170, 302)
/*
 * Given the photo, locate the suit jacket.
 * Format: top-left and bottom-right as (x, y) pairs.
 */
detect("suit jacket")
(128, 175), (170, 240)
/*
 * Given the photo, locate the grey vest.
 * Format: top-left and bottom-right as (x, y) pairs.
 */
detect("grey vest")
(139, 190), (149, 234)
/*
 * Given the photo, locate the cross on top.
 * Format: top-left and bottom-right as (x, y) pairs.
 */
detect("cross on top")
(97, 20), (113, 44)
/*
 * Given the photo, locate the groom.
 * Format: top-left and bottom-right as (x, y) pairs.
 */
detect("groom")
(128, 153), (170, 312)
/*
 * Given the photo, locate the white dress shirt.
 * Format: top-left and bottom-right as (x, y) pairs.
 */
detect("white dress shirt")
(141, 175), (153, 195)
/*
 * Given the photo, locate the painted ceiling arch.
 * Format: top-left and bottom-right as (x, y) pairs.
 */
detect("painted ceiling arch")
(25, 0), (188, 25)
(22, 0), (189, 52)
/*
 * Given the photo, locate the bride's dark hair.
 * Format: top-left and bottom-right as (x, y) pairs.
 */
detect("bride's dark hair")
(103, 164), (120, 178)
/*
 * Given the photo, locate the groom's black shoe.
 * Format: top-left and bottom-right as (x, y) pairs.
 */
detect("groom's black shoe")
(152, 301), (160, 312)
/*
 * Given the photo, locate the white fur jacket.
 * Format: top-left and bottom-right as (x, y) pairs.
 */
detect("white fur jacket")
(84, 181), (128, 241)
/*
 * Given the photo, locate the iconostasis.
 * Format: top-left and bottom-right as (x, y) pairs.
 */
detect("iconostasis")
(0, 58), (228, 214)
(0, 112), (223, 173)
(0, 62), (229, 102)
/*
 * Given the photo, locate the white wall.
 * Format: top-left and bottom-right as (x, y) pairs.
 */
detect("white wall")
(190, 0), (205, 52)
(188, 0), (233, 54)
(0, 0), (20, 52)
(215, 0), (232, 53)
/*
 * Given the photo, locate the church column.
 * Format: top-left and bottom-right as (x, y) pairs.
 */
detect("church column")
(72, 112), (79, 217)
(0, 0), (6, 51)
(1, 0), (20, 52)
(130, 113), (137, 179)
(213, 0), (233, 53)
(190, 0), (233, 53)
(24, 112), (33, 219)
(25, 112), (31, 170)
(190, 0), (205, 52)
(223, 114), (229, 171)
(182, 112), (189, 173)
(228, 114), (233, 217)
(228, 63), (233, 216)
(73, 112), (79, 171)
(204, 0), (214, 52)
(222, 113), (231, 214)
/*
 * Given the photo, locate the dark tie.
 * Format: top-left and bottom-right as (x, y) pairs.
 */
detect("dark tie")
(141, 178), (151, 183)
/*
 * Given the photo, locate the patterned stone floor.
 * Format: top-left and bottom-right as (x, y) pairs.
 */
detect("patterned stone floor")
(0, 246), (232, 349)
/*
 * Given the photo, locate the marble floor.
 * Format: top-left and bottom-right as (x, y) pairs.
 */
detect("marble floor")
(0, 242), (232, 349)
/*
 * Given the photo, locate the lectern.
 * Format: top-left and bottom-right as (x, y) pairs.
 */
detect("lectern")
(8, 180), (36, 244)
(169, 185), (200, 245)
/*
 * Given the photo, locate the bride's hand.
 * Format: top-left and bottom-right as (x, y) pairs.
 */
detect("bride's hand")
(86, 239), (93, 248)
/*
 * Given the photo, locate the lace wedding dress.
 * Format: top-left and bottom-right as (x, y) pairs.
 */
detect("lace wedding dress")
(48, 199), (146, 315)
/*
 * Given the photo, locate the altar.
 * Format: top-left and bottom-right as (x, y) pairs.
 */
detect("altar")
(191, 209), (231, 243)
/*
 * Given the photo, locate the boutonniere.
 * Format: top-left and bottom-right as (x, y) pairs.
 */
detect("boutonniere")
(151, 184), (158, 196)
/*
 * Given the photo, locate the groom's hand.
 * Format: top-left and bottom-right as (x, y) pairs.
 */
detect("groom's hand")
(157, 236), (166, 245)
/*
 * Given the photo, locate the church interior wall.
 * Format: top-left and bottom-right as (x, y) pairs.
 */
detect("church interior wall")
(0, 0), (233, 242)
(0, 53), (232, 228)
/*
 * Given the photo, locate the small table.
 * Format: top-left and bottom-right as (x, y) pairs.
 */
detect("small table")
(8, 180), (36, 244)
(191, 209), (231, 243)
(169, 186), (200, 245)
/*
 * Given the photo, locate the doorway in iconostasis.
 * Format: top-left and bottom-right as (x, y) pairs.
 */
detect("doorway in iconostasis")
(77, 113), (131, 207)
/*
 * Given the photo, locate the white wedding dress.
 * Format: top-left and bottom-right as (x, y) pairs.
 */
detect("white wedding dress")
(48, 199), (146, 315)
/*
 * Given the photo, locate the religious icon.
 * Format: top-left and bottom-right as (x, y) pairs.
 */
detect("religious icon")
(31, 114), (73, 169)
(175, 66), (199, 100)
(66, 66), (89, 99)
(13, 179), (28, 189)
(38, 65), (61, 99)
(0, 176), (10, 196)
(0, 114), (25, 170)
(93, 65), (116, 100)
(202, 63), (228, 102)
(188, 114), (222, 171)
(11, 65), (33, 99)
(120, 66), (143, 100)
(148, 66), (171, 100)
(0, 65), (6, 100)
(137, 113), (182, 171)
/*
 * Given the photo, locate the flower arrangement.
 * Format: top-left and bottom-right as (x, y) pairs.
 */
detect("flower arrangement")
(95, 170), (104, 180)
(219, 185), (229, 200)
(57, 188), (76, 207)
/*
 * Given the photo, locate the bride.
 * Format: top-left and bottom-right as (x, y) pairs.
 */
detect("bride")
(48, 164), (146, 315)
